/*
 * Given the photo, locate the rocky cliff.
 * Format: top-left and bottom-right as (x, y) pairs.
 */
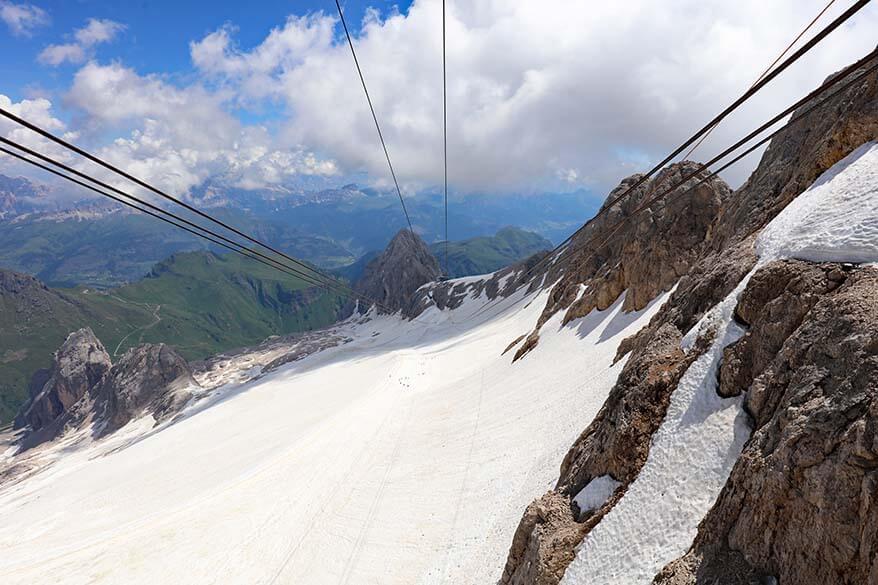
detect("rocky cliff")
(654, 261), (878, 585)
(95, 344), (196, 436)
(511, 161), (731, 361)
(501, 53), (878, 584)
(14, 329), (197, 449)
(352, 229), (441, 314)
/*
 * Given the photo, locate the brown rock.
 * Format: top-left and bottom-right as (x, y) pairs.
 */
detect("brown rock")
(501, 492), (588, 585)
(654, 264), (878, 585)
(501, 52), (878, 585)
(523, 161), (730, 354)
(501, 322), (712, 582)
(717, 259), (845, 399)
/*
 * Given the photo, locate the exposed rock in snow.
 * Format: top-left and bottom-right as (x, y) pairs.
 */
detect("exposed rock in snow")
(654, 262), (878, 585)
(503, 491), (592, 585)
(502, 320), (708, 585)
(709, 55), (878, 252)
(13, 334), (199, 449)
(96, 344), (196, 436)
(14, 328), (111, 434)
(514, 161), (730, 360)
(717, 260), (845, 400)
(407, 250), (549, 318)
(192, 325), (354, 391)
(0, 276), (671, 585)
(560, 277), (751, 585)
(351, 229), (441, 315)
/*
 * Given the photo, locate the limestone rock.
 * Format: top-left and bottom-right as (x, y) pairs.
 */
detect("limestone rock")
(501, 53), (878, 585)
(501, 492), (588, 585)
(654, 264), (878, 585)
(515, 161), (730, 360)
(352, 229), (441, 315)
(501, 323), (712, 582)
(14, 328), (111, 433)
(15, 336), (198, 448)
(96, 343), (195, 435)
(407, 251), (549, 318)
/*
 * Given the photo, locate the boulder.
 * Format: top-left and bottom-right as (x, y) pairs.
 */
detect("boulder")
(96, 343), (195, 435)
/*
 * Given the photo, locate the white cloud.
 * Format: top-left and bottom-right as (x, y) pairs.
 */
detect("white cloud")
(37, 43), (85, 66)
(190, 14), (335, 101)
(0, 1), (47, 36)
(64, 62), (337, 195)
(7, 1), (878, 201)
(39, 18), (124, 66)
(188, 0), (878, 192)
(74, 17), (124, 45)
(0, 94), (84, 183)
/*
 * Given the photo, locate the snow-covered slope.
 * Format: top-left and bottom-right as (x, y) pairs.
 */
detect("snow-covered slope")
(558, 140), (878, 585)
(0, 277), (670, 584)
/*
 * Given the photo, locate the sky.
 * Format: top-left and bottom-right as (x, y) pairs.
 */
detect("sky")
(0, 0), (877, 202)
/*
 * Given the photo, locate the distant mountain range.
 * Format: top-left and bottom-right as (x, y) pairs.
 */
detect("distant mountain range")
(0, 174), (598, 288)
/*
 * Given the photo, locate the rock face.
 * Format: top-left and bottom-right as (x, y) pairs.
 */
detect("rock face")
(97, 344), (195, 436)
(353, 229), (441, 314)
(14, 331), (197, 448)
(14, 329), (112, 433)
(501, 323), (712, 585)
(655, 262), (878, 585)
(501, 54), (878, 584)
(514, 161), (730, 361)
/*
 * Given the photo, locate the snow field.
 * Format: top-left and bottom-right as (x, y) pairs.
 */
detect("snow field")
(0, 281), (669, 585)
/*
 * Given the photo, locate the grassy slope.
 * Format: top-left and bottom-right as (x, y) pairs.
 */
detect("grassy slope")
(0, 251), (344, 423)
(0, 212), (356, 288)
(430, 227), (552, 278)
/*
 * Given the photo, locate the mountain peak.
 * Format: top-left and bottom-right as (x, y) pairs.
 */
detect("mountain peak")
(353, 229), (441, 314)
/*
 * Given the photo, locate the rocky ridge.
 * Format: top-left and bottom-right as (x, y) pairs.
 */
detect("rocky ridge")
(501, 53), (878, 584)
(407, 250), (549, 318)
(512, 161), (731, 361)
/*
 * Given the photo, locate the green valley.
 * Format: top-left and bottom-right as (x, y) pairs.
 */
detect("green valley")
(0, 251), (344, 424)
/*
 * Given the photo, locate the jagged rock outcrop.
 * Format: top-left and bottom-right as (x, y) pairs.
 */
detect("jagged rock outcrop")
(501, 53), (878, 585)
(14, 332), (198, 448)
(407, 251), (549, 318)
(14, 328), (111, 433)
(513, 161), (731, 361)
(654, 262), (878, 585)
(352, 229), (441, 314)
(96, 344), (195, 436)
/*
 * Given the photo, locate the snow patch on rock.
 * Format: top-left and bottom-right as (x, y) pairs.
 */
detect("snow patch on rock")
(560, 277), (752, 585)
(572, 475), (621, 520)
(758, 141), (878, 264)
